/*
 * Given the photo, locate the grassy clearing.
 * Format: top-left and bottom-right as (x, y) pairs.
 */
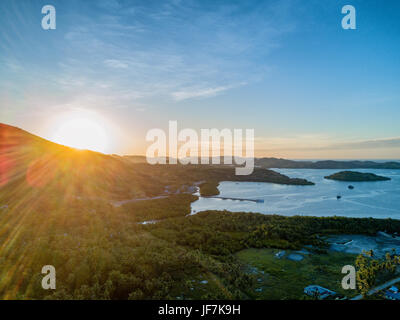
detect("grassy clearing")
(236, 248), (358, 300)
(169, 272), (233, 300)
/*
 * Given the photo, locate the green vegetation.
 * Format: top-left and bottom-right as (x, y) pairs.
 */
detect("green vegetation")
(236, 248), (357, 300)
(115, 194), (198, 222)
(356, 250), (400, 297)
(199, 181), (220, 197)
(2, 190), (400, 299)
(325, 171), (391, 182)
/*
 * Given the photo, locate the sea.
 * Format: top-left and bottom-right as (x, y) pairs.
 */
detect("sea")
(191, 168), (400, 219)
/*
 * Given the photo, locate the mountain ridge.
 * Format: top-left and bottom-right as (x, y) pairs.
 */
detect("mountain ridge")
(255, 157), (400, 169)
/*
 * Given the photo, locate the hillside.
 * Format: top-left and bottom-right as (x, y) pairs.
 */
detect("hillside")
(0, 123), (165, 202)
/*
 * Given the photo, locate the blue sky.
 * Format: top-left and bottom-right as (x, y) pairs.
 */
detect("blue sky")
(0, 0), (400, 158)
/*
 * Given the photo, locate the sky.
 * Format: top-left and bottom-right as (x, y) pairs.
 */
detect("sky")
(0, 0), (400, 159)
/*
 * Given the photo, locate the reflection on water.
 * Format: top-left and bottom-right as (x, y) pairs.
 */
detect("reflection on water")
(191, 169), (400, 219)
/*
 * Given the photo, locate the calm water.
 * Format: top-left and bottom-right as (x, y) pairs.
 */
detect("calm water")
(191, 169), (400, 219)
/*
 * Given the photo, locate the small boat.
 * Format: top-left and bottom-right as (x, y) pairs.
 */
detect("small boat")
(337, 195), (342, 200)
(348, 185), (354, 190)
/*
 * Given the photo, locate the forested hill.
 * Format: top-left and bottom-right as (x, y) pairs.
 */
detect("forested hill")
(255, 157), (400, 169)
(0, 123), (169, 201)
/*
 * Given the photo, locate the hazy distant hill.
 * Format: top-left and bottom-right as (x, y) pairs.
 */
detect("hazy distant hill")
(255, 157), (400, 169)
(123, 155), (400, 169)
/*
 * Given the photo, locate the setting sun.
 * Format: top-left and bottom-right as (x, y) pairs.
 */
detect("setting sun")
(50, 111), (110, 153)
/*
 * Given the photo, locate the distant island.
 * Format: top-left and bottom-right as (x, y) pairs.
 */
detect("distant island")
(198, 168), (315, 197)
(324, 171), (391, 182)
(255, 157), (400, 169)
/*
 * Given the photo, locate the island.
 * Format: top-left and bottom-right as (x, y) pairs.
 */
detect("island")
(324, 171), (391, 182)
(198, 169), (314, 197)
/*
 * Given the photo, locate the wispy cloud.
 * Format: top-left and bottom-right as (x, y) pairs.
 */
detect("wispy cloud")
(172, 83), (244, 101)
(257, 136), (400, 153)
(53, 0), (294, 105)
(328, 137), (400, 150)
(104, 59), (129, 69)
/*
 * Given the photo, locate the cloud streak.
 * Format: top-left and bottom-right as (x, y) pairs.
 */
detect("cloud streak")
(171, 83), (245, 101)
(257, 136), (400, 153)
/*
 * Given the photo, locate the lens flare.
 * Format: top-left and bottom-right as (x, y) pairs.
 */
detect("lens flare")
(50, 111), (110, 153)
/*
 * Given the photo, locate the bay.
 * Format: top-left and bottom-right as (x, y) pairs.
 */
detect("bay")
(191, 169), (400, 219)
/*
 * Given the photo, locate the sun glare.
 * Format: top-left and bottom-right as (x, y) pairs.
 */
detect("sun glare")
(50, 111), (110, 153)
